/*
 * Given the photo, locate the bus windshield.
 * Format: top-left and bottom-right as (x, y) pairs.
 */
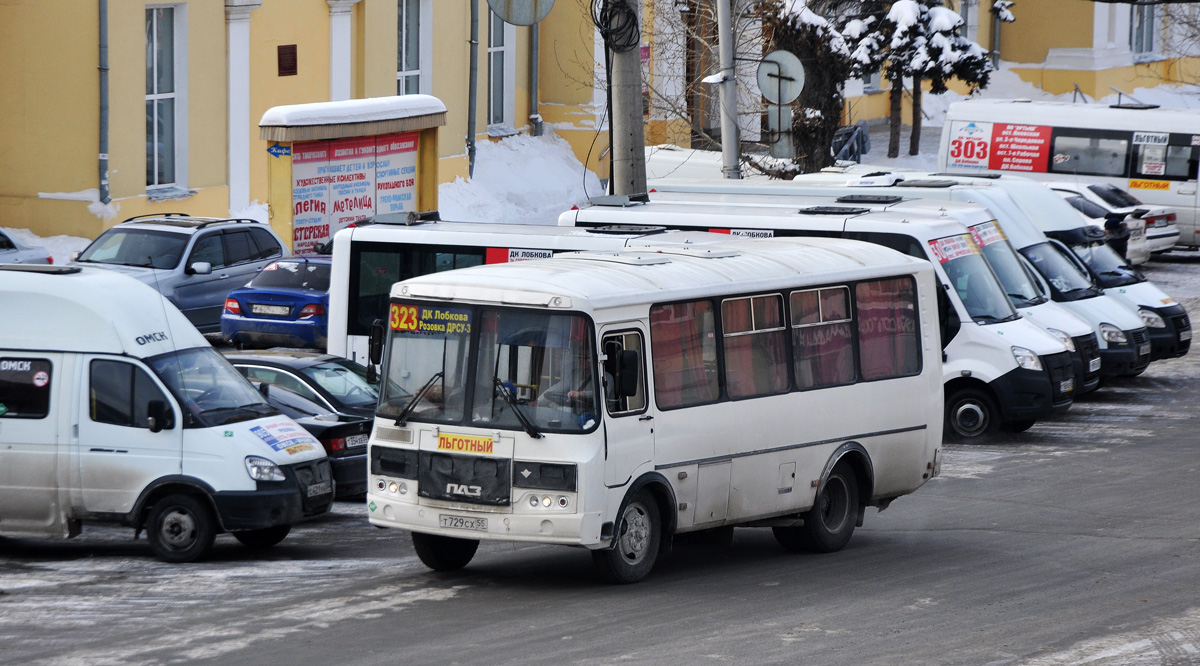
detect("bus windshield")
(968, 221), (1046, 308)
(378, 301), (599, 433)
(929, 234), (1018, 324)
(1020, 242), (1098, 301)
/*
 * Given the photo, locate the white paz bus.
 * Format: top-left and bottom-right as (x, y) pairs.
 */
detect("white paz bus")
(365, 238), (943, 583)
(938, 99), (1200, 248)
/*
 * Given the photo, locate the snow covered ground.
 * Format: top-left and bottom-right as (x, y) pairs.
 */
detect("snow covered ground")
(5, 63), (1199, 258)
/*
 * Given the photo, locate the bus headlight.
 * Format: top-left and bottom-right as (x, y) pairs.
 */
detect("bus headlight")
(1138, 308), (1166, 329)
(1047, 328), (1076, 352)
(1011, 346), (1043, 372)
(1099, 323), (1128, 344)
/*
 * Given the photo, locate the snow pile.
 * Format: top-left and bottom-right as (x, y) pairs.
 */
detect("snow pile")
(438, 131), (604, 226)
(1, 227), (90, 265)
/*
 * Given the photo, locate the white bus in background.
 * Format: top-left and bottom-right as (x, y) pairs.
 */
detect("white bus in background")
(326, 215), (726, 365)
(938, 98), (1200, 249)
(366, 238), (944, 583)
(561, 199), (1077, 441)
(713, 171), (1157, 378)
(646, 183), (1103, 395)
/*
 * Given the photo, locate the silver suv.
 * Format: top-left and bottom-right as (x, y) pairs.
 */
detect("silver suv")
(73, 215), (290, 333)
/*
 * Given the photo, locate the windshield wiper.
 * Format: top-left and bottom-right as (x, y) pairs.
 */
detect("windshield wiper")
(493, 377), (543, 439)
(393, 372), (443, 426)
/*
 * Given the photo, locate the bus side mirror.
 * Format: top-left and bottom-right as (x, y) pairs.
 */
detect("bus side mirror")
(258, 382), (271, 399)
(368, 318), (385, 366)
(938, 283), (961, 350)
(147, 399), (172, 433)
(618, 350), (640, 397)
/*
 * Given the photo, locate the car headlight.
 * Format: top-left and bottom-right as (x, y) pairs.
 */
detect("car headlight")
(1138, 308), (1166, 329)
(1099, 323), (1128, 344)
(1047, 328), (1076, 352)
(1011, 346), (1043, 371)
(245, 455), (286, 482)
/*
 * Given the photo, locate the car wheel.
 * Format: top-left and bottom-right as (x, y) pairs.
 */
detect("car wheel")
(146, 494), (216, 563)
(232, 525), (292, 549)
(773, 462), (859, 554)
(945, 387), (1000, 442)
(411, 532), (479, 571)
(592, 490), (661, 584)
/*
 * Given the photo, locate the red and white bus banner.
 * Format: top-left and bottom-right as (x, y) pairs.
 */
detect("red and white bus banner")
(947, 121), (1052, 173)
(969, 221), (1007, 248)
(929, 234), (981, 264)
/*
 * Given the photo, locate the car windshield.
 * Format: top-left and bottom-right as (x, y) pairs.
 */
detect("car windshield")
(77, 228), (189, 270)
(968, 221), (1045, 308)
(300, 359), (379, 409)
(1089, 183), (1142, 208)
(147, 347), (279, 427)
(929, 234), (1018, 323)
(249, 260), (331, 291)
(378, 301), (598, 433)
(1064, 195), (1111, 220)
(1071, 241), (1145, 287)
(1020, 242), (1097, 300)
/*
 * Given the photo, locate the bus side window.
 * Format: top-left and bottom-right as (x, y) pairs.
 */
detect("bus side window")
(856, 277), (922, 380)
(1049, 131), (1129, 177)
(1133, 144), (1199, 181)
(650, 300), (719, 409)
(601, 333), (647, 415)
(720, 294), (788, 399)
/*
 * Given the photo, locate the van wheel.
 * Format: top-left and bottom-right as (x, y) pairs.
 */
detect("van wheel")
(592, 490), (661, 584)
(945, 388), (1000, 442)
(773, 462), (859, 553)
(232, 525), (291, 549)
(146, 494), (216, 563)
(411, 532), (479, 571)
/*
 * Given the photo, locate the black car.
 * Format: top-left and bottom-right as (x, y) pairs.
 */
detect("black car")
(226, 351), (379, 498)
(223, 350), (379, 418)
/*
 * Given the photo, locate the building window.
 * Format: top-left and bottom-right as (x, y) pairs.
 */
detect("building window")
(397, 0), (421, 94)
(1131, 5), (1157, 56)
(487, 11), (515, 130)
(146, 6), (181, 189)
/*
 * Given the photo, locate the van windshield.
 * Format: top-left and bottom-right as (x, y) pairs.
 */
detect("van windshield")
(1020, 242), (1099, 301)
(76, 228), (189, 270)
(929, 234), (1018, 324)
(968, 221), (1046, 308)
(378, 301), (599, 433)
(1071, 241), (1144, 288)
(147, 347), (280, 427)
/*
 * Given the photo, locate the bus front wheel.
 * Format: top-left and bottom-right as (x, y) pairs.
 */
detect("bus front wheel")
(412, 532), (479, 571)
(593, 490), (661, 584)
(773, 462), (859, 554)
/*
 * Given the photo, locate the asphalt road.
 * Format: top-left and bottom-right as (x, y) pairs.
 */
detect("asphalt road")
(2, 257), (1199, 666)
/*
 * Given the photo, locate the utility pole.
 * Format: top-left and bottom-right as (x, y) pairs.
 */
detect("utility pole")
(608, 0), (647, 196)
(716, 0), (741, 179)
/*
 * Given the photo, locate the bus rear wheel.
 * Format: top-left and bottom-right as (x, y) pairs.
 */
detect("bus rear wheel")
(412, 532), (479, 571)
(773, 462), (859, 553)
(592, 490), (660, 584)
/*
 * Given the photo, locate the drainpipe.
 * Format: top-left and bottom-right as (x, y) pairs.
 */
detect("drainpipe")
(530, 24), (543, 137)
(468, 0), (479, 176)
(991, 8), (1001, 68)
(98, 0), (110, 204)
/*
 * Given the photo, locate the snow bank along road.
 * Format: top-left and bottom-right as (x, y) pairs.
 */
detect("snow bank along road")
(1, 257), (1198, 666)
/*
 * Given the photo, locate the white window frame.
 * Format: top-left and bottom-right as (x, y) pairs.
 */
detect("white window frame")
(1130, 4), (1158, 59)
(487, 10), (516, 132)
(146, 4), (188, 195)
(397, 0), (432, 95)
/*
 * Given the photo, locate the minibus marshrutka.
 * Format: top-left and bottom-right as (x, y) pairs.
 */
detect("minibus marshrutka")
(327, 214), (728, 365)
(938, 98), (1200, 248)
(0, 265), (333, 562)
(646, 183), (1102, 395)
(561, 199), (1075, 441)
(711, 171), (1156, 379)
(365, 238), (943, 583)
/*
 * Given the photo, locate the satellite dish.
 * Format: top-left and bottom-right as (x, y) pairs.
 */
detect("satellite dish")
(488, 0), (554, 26)
(757, 50), (805, 105)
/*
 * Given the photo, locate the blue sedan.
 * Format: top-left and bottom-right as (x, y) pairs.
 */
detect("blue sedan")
(221, 256), (331, 349)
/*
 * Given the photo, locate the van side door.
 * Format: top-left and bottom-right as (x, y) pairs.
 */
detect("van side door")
(75, 357), (183, 515)
(0, 353), (68, 537)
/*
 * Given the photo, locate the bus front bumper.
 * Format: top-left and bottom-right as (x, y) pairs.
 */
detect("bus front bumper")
(366, 497), (606, 547)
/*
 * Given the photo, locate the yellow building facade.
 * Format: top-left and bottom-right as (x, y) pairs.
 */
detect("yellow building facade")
(0, 0), (607, 244)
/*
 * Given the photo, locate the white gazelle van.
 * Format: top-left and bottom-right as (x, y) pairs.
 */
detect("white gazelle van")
(0, 265), (334, 562)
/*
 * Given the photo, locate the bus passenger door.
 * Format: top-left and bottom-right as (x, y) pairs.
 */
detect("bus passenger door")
(599, 327), (654, 487)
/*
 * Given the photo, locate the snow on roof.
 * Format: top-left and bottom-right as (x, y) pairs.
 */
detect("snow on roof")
(260, 95), (447, 127)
